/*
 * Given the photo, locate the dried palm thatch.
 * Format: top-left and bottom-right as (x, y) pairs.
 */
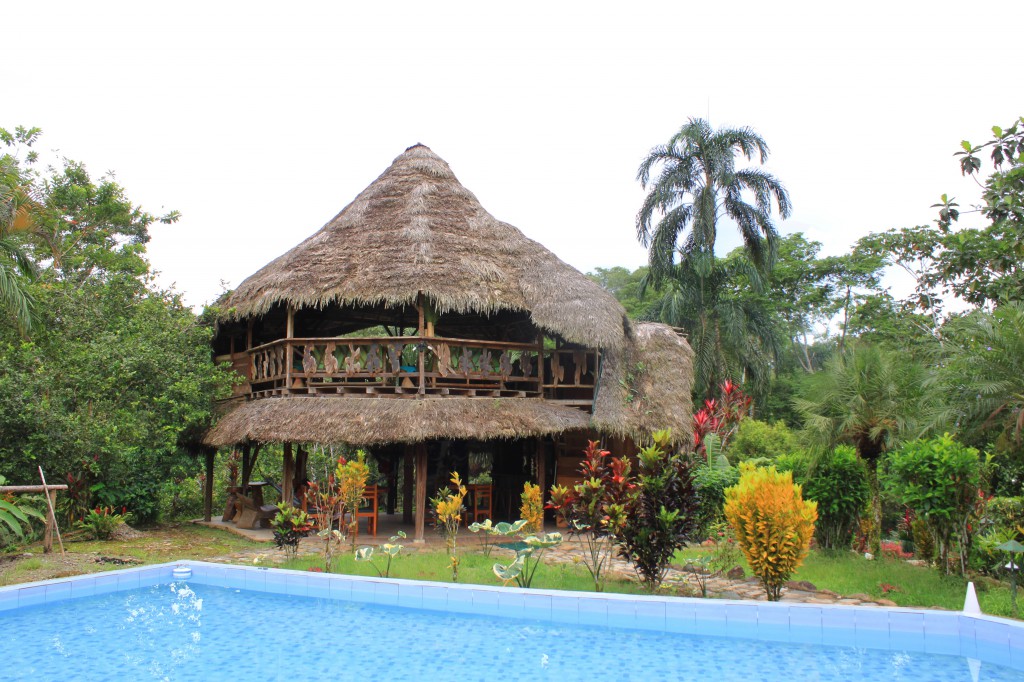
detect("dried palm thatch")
(220, 144), (628, 351)
(204, 396), (590, 447)
(593, 322), (694, 445)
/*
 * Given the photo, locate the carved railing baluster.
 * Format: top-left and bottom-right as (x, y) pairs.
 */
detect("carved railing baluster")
(520, 351), (533, 378)
(302, 345), (317, 375)
(435, 343), (452, 377)
(499, 350), (512, 379)
(324, 343), (338, 374)
(387, 342), (403, 375)
(459, 346), (474, 377)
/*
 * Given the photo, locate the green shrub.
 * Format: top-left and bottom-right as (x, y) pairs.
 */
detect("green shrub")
(888, 434), (983, 574)
(728, 419), (800, 463)
(692, 461), (739, 539)
(802, 446), (870, 550)
(618, 430), (701, 592)
(985, 497), (1024, 536)
(911, 518), (935, 563)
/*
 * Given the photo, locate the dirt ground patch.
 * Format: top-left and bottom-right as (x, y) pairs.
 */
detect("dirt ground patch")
(0, 523), (264, 587)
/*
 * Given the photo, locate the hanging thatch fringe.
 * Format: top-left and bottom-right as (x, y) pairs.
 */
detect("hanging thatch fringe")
(204, 396), (591, 447)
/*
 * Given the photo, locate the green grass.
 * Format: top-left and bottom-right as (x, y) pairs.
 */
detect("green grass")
(280, 547), (647, 595)
(14, 558), (42, 573)
(672, 546), (1021, 618)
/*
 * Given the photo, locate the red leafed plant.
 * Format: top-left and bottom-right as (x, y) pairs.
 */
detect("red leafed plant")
(547, 440), (632, 591)
(693, 380), (752, 460)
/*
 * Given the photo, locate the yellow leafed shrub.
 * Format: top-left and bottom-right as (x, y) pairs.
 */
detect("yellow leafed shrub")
(724, 463), (818, 601)
(520, 482), (544, 534)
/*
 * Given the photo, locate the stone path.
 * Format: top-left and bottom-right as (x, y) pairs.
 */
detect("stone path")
(203, 533), (905, 608)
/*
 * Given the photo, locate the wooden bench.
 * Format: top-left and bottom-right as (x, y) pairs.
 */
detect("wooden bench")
(235, 493), (277, 529)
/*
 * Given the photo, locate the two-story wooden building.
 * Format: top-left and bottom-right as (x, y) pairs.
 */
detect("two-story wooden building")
(201, 144), (693, 540)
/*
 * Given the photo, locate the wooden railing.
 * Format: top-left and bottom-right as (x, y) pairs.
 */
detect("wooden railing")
(220, 336), (598, 405)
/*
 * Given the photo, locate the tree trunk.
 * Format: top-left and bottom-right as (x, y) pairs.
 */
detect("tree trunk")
(866, 461), (882, 557)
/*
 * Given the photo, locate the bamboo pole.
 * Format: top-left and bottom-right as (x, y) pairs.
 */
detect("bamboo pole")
(37, 467), (65, 555)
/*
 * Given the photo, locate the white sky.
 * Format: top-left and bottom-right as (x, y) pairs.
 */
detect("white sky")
(6, 0), (1022, 309)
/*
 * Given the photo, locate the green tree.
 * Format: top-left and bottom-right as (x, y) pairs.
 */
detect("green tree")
(647, 252), (780, 399)
(636, 117), (792, 286)
(586, 266), (650, 319)
(795, 342), (935, 555)
(0, 126), (229, 523)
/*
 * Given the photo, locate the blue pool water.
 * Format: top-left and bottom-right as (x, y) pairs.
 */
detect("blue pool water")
(2, 579), (1022, 682)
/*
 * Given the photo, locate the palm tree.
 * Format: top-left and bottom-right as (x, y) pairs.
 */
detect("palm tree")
(939, 302), (1024, 445)
(0, 174), (37, 334)
(795, 343), (935, 555)
(636, 118), (792, 287)
(645, 251), (779, 400)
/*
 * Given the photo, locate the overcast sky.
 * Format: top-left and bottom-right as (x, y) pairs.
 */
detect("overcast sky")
(6, 0), (1022, 308)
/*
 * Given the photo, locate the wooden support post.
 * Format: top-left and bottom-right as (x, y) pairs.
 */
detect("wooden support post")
(535, 439), (547, 531)
(282, 442), (294, 506)
(387, 454), (399, 515)
(296, 445), (308, 495)
(537, 333), (545, 392)
(204, 449), (215, 522)
(241, 444), (252, 488)
(286, 305), (295, 338)
(43, 489), (57, 553)
(416, 292), (426, 395)
(414, 443), (428, 543)
(403, 445), (414, 524)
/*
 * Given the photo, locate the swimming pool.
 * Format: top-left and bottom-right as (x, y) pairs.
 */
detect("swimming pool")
(2, 561), (1022, 681)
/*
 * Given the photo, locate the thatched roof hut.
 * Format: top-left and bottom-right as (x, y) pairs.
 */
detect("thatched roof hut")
(201, 145), (694, 538)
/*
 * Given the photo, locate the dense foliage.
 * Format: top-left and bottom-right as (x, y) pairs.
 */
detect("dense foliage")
(618, 430), (700, 591)
(887, 435), (984, 575)
(0, 126), (231, 524)
(799, 446), (869, 550)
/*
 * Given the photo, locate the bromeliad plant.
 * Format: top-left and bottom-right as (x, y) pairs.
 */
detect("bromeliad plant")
(724, 463), (818, 601)
(271, 504), (315, 561)
(355, 531), (407, 578)
(77, 505), (130, 541)
(618, 429), (700, 592)
(547, 440), (632, 592)
(431, 472), (467, 581)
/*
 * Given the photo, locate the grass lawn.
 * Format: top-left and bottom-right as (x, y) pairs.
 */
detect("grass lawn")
(279, 547), (648, 595)
(672, 545), (1019, 618)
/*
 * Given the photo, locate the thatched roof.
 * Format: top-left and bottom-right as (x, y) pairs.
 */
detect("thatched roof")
(219, 144), (628, 351)
(592, 322), (694, 445)
(204, 322), (694, 448)
(203, 396), (590, 447)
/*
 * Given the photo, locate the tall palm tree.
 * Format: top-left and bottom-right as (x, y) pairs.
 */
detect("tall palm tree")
(795, 343), (935, 555)
(636, 118), (792, 287)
